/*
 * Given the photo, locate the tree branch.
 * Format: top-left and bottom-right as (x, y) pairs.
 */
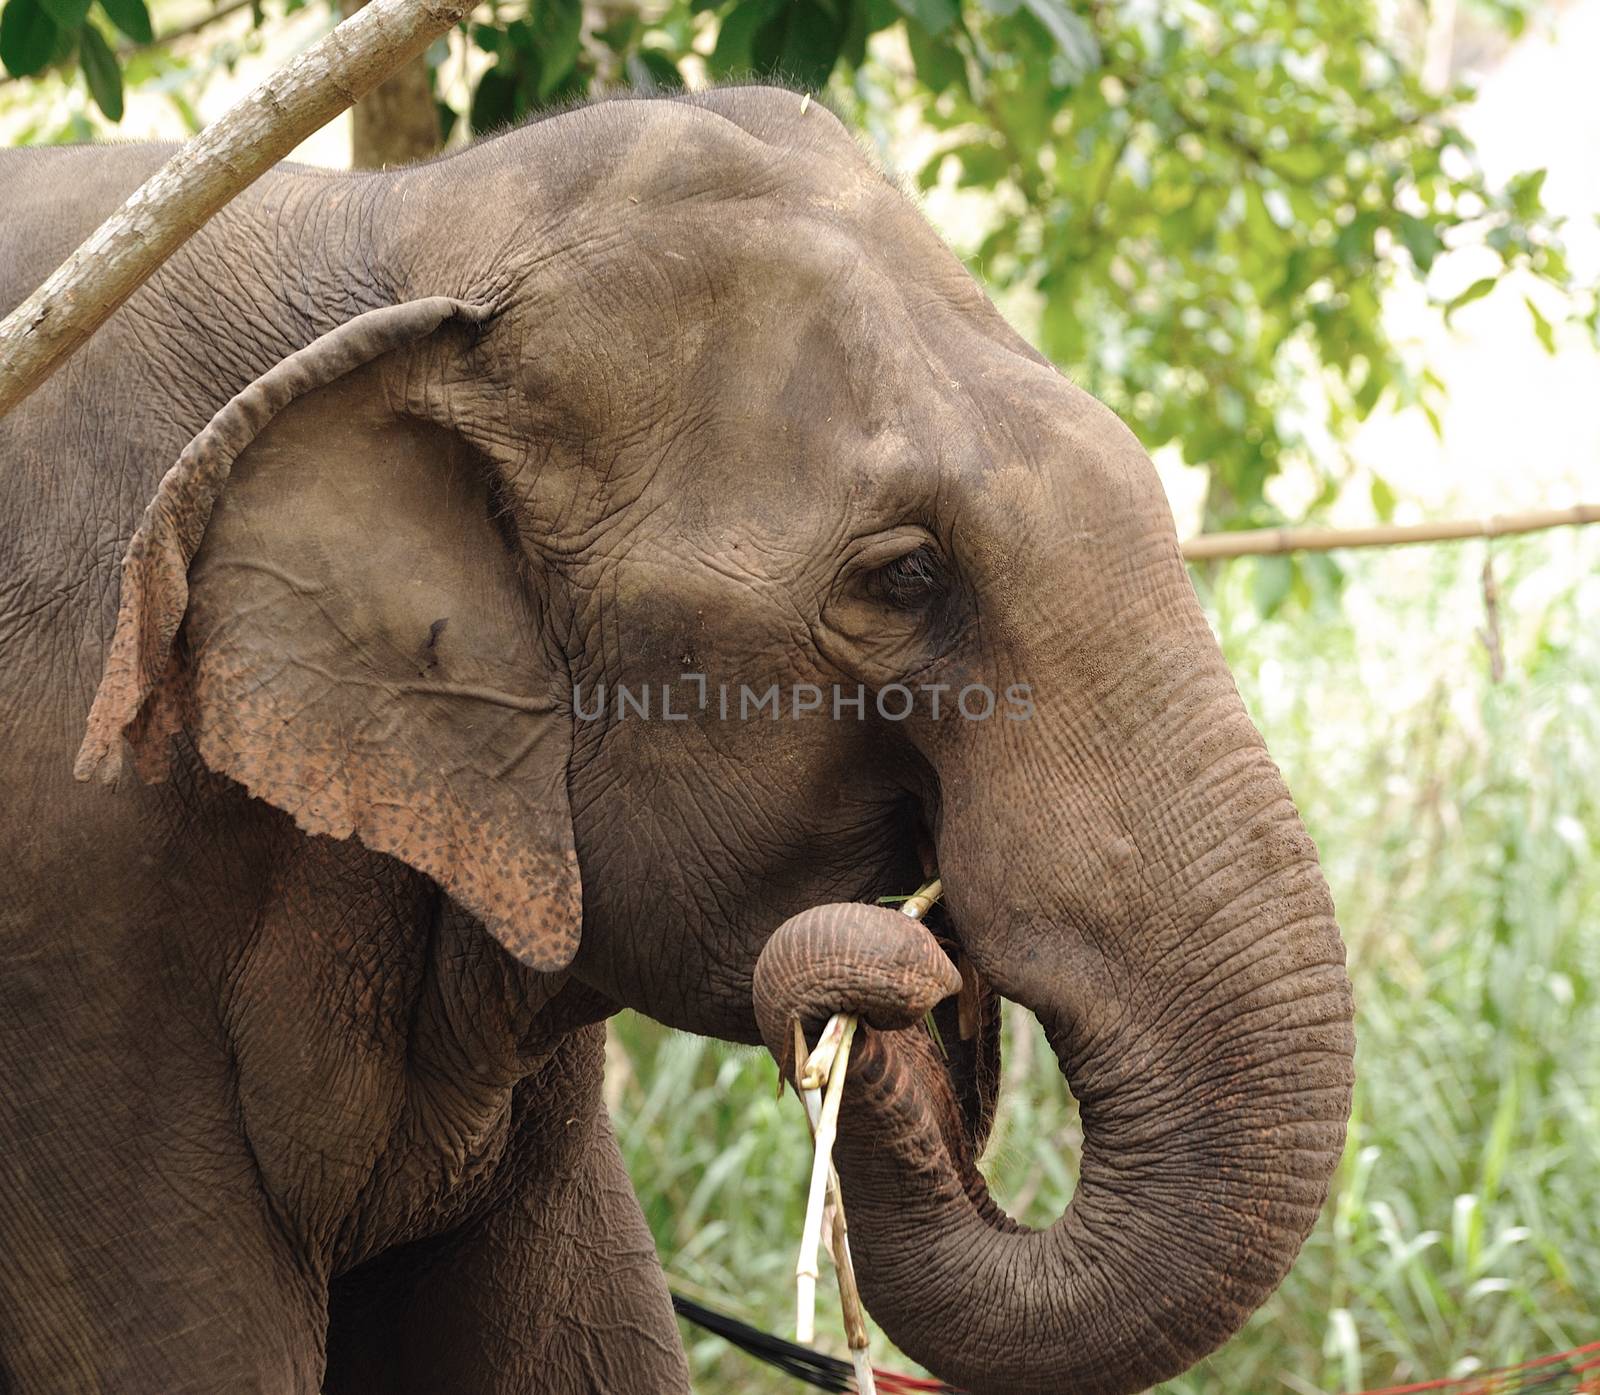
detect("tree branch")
(1182, 503), (1600, 560)
(0, 0), (470, 420)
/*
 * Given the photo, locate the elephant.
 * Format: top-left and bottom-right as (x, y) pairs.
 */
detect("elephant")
(0, 85), (1355, 1394)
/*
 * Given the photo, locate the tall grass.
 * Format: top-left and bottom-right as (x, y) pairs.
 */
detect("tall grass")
(611, 527), (1600, 1394)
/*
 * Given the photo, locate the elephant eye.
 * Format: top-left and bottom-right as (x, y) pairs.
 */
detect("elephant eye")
(868, 545), (947, 609)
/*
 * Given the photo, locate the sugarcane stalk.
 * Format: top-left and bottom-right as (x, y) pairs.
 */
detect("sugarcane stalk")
(792, 876), (943, 1357)
(796, 1013), (857, 1341)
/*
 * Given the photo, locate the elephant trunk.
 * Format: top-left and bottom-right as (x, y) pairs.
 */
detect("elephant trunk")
(754, 743), (1355, 1395)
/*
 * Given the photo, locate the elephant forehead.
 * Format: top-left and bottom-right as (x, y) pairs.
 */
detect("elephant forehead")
(498, 94), (892, 258)
(611, 93), (886, 214)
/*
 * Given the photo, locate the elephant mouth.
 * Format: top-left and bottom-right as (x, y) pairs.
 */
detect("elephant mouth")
(913, 901), (1005, 1159)
(868, 799), (1004, 1157)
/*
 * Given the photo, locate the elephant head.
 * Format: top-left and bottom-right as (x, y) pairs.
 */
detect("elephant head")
(78, 86), (1354, 1393)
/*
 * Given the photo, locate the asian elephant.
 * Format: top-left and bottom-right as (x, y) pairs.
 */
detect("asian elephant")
(0, 85), (1354, 1394)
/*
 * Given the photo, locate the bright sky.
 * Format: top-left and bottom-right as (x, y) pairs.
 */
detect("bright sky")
(1343, 0), (1600, 521)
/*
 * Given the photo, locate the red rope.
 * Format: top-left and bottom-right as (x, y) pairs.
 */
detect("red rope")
(876, 1337), (1600, 1395)
(866, 1337), (1600, 1395)
(866, 1338), (1600, 1395)
(872, 1375), (956, 1393)
(673, 1291), (1598, 1395)
(1348, 1341), (1600, 1395)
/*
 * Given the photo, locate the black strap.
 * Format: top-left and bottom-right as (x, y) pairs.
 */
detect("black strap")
(671, 1293), (855, 1392)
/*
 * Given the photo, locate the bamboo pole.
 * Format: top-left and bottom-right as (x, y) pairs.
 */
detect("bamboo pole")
(0, 0), (470, 420)
(1181, 502), (1600, 561)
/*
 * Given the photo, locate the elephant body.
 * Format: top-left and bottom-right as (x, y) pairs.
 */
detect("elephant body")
(1, 142), (685, 1394)
(1, 89), (1354, 1395)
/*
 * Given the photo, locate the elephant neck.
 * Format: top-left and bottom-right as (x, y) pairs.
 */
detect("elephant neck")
(139, 165), (397, 441)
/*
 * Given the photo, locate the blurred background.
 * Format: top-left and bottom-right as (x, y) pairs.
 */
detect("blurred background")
(4, 0), (1596, 1388)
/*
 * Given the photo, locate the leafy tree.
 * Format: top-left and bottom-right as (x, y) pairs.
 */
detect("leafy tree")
(1, 0), (153, 124)
(870, 0), (1591, 541)
(4, 0), (1593, 575)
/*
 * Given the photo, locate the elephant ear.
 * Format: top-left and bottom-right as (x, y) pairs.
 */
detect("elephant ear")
(75, 299), (583, 973)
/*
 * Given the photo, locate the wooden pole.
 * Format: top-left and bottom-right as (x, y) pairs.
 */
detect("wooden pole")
(1182, 502), (1600, 561)
(0, 0), (469, 420)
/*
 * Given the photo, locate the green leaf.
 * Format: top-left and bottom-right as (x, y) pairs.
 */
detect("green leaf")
(1334, 212), (1378, 267)
(1019, 0), (1098, 78)
(469, 65), (518, 133)
(1252, 555), (1295, 618)
(1524, 295), (1556, 354)
(841, 0), (895, 67)
(1398, 215), (1443, 273)
(1508, 167), (1547, 220)
(594, 10), (640, 48)
(709, 0), (779, 77)
(1298, 550), (1343, 607)
(37, 0), (87, 29)
(540, 61), (588, 106)
(530, 0), (582, 101)
(1444, 275), (1496, 321)
(890, 0), (955, 37)
(504, 16), (536, 53)
(905, 16), (964, 92)
(95, 0), (147, 43)
(1270, 145), (1327, 182)
(1369, 474), (1397, 523)
(951, 138), (1008, 187)
(1536, 245), (1570, 284)
(78, 19), (122, 120)
(470, 21), (506, 55)
(1353, 364), (1385, 420)
(750, 0), (842, 87)
(0, 0), (59, 78)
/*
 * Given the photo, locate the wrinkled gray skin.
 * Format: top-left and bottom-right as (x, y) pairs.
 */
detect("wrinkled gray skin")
(0, 87), (1354, 1394)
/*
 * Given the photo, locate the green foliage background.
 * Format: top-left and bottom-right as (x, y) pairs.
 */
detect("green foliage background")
(2, 0), (1596, 538)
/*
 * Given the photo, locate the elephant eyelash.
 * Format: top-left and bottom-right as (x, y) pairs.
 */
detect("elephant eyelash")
(869, 546), (947, 609)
